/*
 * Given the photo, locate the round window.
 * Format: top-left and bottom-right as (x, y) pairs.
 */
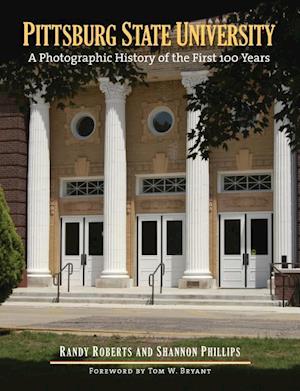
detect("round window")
(148, 107), (174, 135)
(71, 113), (95, 139)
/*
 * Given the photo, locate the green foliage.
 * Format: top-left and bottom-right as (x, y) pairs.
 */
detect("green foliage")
(0, 2), (298, 158)
(0, 45), (146, 111)
(0, 187), (25, 302)
(187, 0), (300, 159)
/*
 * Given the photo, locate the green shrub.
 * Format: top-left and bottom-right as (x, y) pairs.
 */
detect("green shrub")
(0, 187), (25, 302)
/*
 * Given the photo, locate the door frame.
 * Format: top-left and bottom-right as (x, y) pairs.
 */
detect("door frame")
(60, 215), (103, 287)
(60, 215), (84, 286)
(218, 211), (273, 288)
(84, 215), (104, 287)
(136, 213), (185, 287)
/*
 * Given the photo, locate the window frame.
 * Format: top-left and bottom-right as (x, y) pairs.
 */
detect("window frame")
(147, 106), (175, 136)
(136, 173), (186, 196)
(71, 112), (96, 140)
(60, 176), (104, 198)
(218, 170), (273, 193)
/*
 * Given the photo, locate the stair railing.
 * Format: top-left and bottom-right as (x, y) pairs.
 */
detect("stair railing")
(53, 263), (74, 303)
(148, 262), (165, 305)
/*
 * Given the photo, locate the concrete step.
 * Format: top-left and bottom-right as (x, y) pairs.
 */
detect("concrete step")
(10, 291), (273, 301)
(7, 295), (282, 307)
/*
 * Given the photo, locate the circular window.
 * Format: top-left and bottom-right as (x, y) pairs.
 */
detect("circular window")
(71, 113), (95, 139)
(148, 107), (174, 135)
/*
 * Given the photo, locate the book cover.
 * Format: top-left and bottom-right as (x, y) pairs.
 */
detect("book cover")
(0, 1), (299, 390)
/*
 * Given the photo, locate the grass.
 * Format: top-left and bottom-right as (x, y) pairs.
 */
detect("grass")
(0, 331), (300, 390)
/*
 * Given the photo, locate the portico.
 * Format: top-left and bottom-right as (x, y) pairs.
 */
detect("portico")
(25, 70), (296, 289)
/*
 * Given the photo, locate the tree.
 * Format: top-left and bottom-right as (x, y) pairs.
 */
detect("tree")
(186, 0), (300, 159)
(0, 187), (25, 302)
(0, 2), (298, 155)
(0, 45), (145, 109)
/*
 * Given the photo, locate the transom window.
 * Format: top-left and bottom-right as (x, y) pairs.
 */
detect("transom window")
(222, 174), (272, 192)
(141, 177), (186, 194)
(63, 180), (104, 197)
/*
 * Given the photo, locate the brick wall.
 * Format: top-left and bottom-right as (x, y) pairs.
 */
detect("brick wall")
(275, 273), (300, 306)
(297, 153), (300, 262)
(0, 95), (28, 247)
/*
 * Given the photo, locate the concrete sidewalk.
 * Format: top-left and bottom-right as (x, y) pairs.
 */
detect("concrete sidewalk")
(1, 303), (300, 338)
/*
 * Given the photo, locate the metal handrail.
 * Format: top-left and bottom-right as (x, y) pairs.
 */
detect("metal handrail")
(53, 263), (74, 303)
(270, 263), (300, 307)
(148, 262), (165, 305)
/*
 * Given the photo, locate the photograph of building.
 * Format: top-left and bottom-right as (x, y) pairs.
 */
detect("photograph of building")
(1, 3), (300, 389)
(0, 43), (297, 292)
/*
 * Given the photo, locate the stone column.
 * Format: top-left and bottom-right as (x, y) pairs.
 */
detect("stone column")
(97, 78), (132, 288)
(274, 100), (295, 265)
(27, 91), (52, 286)
(179, 71), (214, 288)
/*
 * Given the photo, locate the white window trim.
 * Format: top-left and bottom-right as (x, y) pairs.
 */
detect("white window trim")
(147, 106), (175, 136)
(217, 170), (273, 193)
(71, 112), (96, 140)
(60, 176), (104, 198)
(136, 173), (186, 196)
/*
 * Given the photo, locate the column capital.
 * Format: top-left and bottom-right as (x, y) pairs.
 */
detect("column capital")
(30, 89), (50, 108)
(181, 70), (209, 94)
(98, 78), (131, 102)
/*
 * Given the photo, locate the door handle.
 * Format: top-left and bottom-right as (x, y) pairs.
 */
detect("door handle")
(242, 254), (249, 266)
(81, 254), (87, 266)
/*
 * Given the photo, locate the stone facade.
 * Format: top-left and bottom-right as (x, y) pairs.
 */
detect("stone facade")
(48, 79), (276, 285)
(0, 58), (296, 289)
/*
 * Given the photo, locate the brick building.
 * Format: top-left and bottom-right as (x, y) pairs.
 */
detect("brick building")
(0, 95), (27, 242)
(0, 49), (297, 290)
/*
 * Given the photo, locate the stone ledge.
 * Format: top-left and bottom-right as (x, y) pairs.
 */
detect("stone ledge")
(27, 275), (53, 287)
(178, 278), (216, 289)
(95, 278), (133, 288)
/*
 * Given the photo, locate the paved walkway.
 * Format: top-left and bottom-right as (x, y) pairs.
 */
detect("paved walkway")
(1, 303), (300, 338)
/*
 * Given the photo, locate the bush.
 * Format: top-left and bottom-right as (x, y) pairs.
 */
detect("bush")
(0, 187), (25, 302)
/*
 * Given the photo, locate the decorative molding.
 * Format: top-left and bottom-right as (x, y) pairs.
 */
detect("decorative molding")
(99, 78), (131, 101)
(126, 201), (132, 215)
(50, 200), (56, 216)
(181, 70), (209, 94)
(29, 87), (50, 108)
(152, 152), (169, 173)
(74, 157), (90, 177)
(63, 105), (101, 146)
(236, 149), (253, 170)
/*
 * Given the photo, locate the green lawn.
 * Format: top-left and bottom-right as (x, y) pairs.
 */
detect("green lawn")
(0, 331), (300, 390)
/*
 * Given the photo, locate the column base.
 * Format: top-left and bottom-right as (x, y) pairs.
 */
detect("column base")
(27, 273), (52, 287)
(267, 275), (275, 290)
(178, 277), (216, 289)
(95, 277), (133, 288)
